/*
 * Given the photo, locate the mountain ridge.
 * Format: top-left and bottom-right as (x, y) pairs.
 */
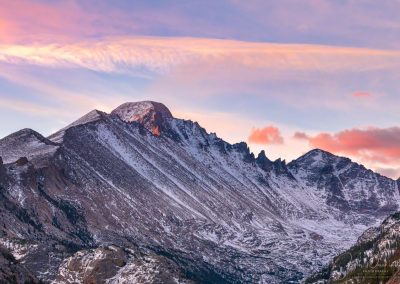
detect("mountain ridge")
(1, 102), (392, 181)
(0, 100), (398, 283)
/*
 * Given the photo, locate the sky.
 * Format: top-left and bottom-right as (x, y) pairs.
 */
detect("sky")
(0, 0), (399, 179)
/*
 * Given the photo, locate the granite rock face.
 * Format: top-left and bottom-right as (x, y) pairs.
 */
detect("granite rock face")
(0, 101), (399, 283)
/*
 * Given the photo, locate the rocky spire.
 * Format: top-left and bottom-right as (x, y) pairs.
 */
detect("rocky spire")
(256, 150), (272, 170)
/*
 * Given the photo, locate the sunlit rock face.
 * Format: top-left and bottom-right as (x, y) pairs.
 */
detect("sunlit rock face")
(111, 101), (173, 136)
(0, 101), (399, 283)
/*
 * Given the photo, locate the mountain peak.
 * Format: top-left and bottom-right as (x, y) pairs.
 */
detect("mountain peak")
(304, 148), (335, 158)
(1, 128), (57, 147)
(111, 101), (173, 122)
(0, 128), (58, 166)
(288, 148), (352, 172)
(293, 148), (339, 164)
(6, 128), (40, 138)
(111, 101), (173, 136)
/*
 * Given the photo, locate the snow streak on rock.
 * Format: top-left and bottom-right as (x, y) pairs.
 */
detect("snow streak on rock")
(0, 101), (399, 283)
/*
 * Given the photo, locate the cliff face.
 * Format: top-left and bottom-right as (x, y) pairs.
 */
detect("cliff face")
(0, 101), (399, 283)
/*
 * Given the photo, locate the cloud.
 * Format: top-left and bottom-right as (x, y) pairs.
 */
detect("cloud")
(1, 0), (400, 49)
(0, 0), (142, 44)
(296, 127), (400, 175)
(1, 36), (399, 124)
(229, 0), (400, 49)
(293, 132), (310, 140)
(2, 36), (400, 114)
(0, 96), (65, 117)
(352, 91), (372, 98)
(0, 37), (400, 74)
(248, 126), (284, 145)
(0, 1), (85, 43)
(310, 127), (400, 162)
(375, 167), (400, 179)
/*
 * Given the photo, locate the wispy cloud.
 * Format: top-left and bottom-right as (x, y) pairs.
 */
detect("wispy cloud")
(1, 37), (400, 74)
(0, 95), (66, 117)
(293, 132), (309, 140)
(229, 0), (400, 49)
(1, 36), (399, 124)
(352, 91), (373, 98)
(0, 0), (140, 44)
(1, 0), (400, 49)
(0, 0), (398, 179)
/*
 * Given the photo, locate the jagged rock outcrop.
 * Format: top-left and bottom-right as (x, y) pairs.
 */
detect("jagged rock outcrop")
(255, 150), (273, 171)
(55, 245), (195, 284)
(0, 101), (399, 283)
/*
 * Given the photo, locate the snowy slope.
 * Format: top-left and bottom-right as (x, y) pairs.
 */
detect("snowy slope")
(306, 211), (400, 283)
(0, 101), (398, 283)
(0, 128), (58, 167)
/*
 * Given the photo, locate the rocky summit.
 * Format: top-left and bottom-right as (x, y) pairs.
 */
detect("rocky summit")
(0, 101), (399, 283)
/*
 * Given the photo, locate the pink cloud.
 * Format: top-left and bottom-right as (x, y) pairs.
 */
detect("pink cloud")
(248, 126), (284, 145)
(352, 91), (372, 98)
(297, 127), (400, 167)
(376, 167), (400, 179)
(0, 1), (137, 44)
(1, 36), (399, 117)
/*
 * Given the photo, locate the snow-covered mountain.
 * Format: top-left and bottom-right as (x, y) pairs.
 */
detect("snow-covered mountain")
(306, 211), (400, 283)
(0, 101), (398, 283)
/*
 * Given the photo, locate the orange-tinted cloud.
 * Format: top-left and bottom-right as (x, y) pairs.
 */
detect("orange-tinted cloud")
(297, 127), (400, 165)
(352, 91), (372, 98)
(1, 36), (399, 115)
(1, 37), (400, 74)
(248, 126), (284, 145)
